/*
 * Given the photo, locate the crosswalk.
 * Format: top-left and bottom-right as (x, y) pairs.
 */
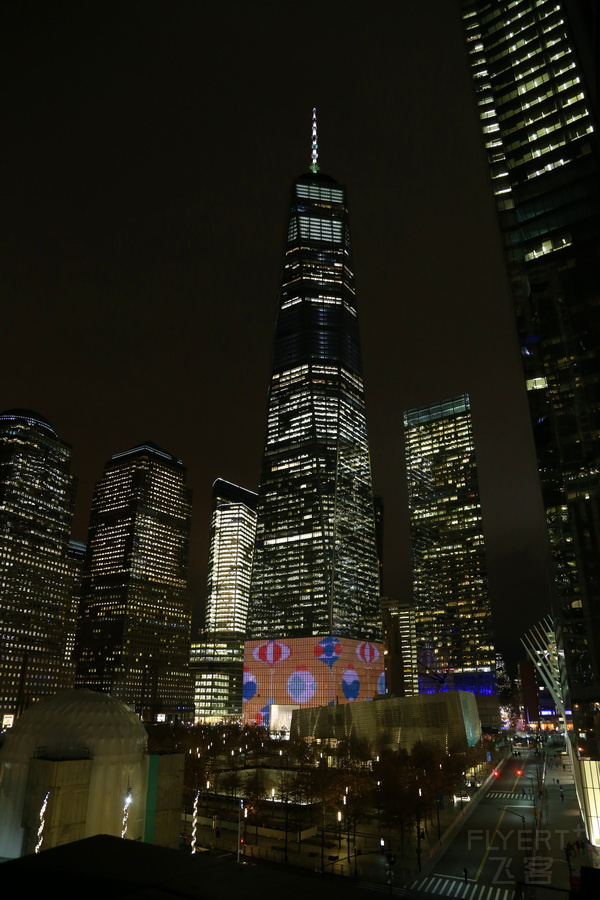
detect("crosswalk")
(408, 874), (515, 900)
(486, 791), (531, 800)
(358, 883), (407, 896)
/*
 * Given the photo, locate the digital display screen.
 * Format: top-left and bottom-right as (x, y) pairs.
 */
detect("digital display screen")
(242, 635), (385, 727)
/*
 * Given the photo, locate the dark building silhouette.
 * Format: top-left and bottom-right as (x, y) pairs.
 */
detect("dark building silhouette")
(461, 1), (600, 760)
(0, 409), (78, 724)
(75, 442), (193, 722)
(248, 111), (380, 641)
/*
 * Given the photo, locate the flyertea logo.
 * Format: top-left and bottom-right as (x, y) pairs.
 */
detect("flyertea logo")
(467, 827), (588, 885)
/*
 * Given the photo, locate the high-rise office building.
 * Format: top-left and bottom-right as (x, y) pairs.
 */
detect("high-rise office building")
(404, 395), (495, 695)
(461, 0), (600, 835)
(0, 409), (78, 725)
(380, 596), (418, 697)
(248, 111), (380, 641)
(191, 478), (257, 722)
(75, 442), (193, 722)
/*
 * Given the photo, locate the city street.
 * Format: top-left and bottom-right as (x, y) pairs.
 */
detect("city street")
(408, 748), (597, 897)
(192, 747), (599, 898)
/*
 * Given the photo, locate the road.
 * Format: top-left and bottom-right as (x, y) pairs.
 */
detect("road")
(406, 748), (589, 899)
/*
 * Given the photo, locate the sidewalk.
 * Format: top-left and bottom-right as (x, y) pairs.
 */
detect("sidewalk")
(537, 750), (599, 892)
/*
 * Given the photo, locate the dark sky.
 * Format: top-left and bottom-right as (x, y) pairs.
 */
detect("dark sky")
(2, 1), (553, 669)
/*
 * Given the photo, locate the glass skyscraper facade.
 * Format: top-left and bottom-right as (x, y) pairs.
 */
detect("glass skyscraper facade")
(204, 479), (258, 634)
(404, 395), (495, 695)
(461, 1), (599, 761)
(0, 409), (78, 725)
(191, 478), (257, 722)
(248, 118), (380, 642)
(381, 596), (419, 698)
(75, 442), (193, 722)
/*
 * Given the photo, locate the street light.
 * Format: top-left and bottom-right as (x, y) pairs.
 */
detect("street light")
(416, 787), (422, 873)
(498, 806), (527, 885)
(515, 770), (538, 822)
(237, 800), (244, 863)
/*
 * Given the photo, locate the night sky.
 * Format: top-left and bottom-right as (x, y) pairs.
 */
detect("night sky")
(2, 1), (553, 669)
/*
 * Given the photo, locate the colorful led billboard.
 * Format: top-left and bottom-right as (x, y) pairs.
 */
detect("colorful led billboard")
(242, 636), (385, 728)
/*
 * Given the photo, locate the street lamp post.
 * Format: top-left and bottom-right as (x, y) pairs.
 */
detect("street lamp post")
(415, 787), (423, 874)
(284, 790), (289, 862)
(516, 769), (538, 824)
(237, 799), (244, 863)
(525, 775), (537, 821)
(436, 764), (442, 842)
(498, 806), (527, 887)
(344, 790), (350, 864)
(320, 800), (325, 875)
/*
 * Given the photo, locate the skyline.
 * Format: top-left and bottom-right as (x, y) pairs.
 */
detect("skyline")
(2, 2), (551, 667)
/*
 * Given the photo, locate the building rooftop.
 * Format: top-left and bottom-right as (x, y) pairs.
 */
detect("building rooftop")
(0, 408), (57, 436)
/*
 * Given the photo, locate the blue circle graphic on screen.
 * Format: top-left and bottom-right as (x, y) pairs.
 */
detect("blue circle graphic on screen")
(242, 667), (257, 701)
(287, 666), (317, 704)
(342, 665), (360, 701)
(315, 636), (342, 669)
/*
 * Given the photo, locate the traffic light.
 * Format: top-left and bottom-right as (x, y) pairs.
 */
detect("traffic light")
(516, 769), (523, 776)
(492, 770), (500, 777)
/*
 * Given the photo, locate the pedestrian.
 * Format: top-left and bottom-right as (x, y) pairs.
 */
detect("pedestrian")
(557, 779), (560, 785)
(563, 764), (566, 771)
(464, 867), (468, 883)
(560, 791), (564, 802)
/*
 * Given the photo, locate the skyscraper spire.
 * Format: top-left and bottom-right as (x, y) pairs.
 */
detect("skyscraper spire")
(248, 140), (381, 642)
(310, 107), (319, 173)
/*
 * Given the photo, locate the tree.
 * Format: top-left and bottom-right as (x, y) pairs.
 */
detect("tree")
(243, 767), (267, 804)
